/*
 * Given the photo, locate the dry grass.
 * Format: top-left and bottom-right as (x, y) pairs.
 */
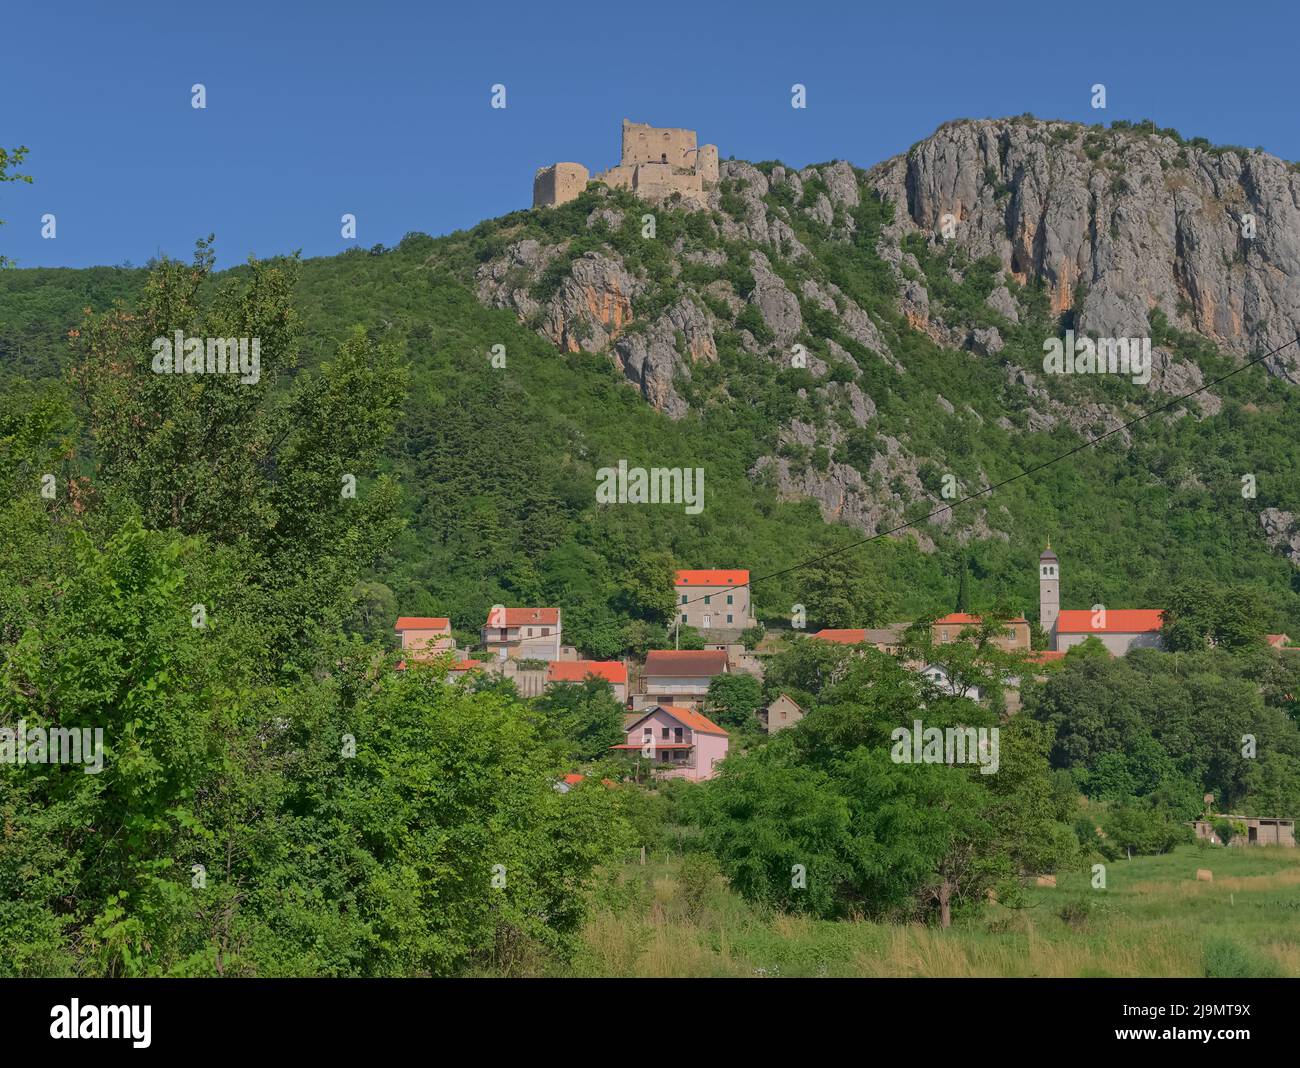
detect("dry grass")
(559, 845), (1300, 978)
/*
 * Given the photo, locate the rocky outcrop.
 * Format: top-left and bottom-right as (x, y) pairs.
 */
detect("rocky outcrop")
(868, 118), (1300, 372)
(1260, 508), (1300, 566)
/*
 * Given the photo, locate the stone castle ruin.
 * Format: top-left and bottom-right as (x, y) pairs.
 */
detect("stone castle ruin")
(533, 120), (719, 209)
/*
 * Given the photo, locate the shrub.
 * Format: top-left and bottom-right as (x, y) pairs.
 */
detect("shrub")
(1202, 937), (1282, 978)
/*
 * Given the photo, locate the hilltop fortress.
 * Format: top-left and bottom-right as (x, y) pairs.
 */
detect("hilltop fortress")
(533, 120), (719, 209)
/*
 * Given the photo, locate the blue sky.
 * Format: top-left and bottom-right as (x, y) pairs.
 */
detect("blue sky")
(3, 0), (1297, 268)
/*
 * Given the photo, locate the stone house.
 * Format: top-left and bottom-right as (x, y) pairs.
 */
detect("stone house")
(675, 568), (754, 633)
(758, 694), (806, 733)
(931, 613), (1031, 652)
(810, 626), (909, 654)
(480, 606), (562, 661)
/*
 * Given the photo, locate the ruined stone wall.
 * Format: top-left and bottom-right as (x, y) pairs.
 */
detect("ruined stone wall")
(621, 120), (697, 168)
(632, 162), (705, 205)
(533, 162), (590, 208)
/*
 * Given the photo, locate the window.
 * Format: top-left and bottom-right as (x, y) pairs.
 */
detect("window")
(661, 727), (670, 740)
(674, 727), (683, 742)
(727, 614), (733, 624)
(540, 628), (549, 636)
(726, 595), (733, 604)
(704, 595), (711, 605)
(681, 614), (688, 623)
(643, 727), (652, 740)
(680, 594), (687, 604)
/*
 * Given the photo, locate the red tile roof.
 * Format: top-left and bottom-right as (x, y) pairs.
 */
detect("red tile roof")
(1025, 650), (1068, 663)
(624, 704), (729, 737)
(394, 616), (450, 630)
(934, 613), (1028, 626)
(449, 659), (482, 671)
(812, 628), (868, 644)
(1055, 609), (1163, 634)
(484, 607), (560, 627)
(562, 773), (585, 785)
(644, 649), (728, 676)
(675, 569), (750, 587)
(547, 660), (628, 685)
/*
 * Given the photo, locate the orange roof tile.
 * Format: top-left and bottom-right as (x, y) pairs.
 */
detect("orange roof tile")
(394, 616), (450, 630)
(625, 704), (728, 737)
(1055, 609), (1163, 634)
(484, 607), (560, 627)
(675, 569), (750, 587)
(812, 628), (868, 644)
(547, 660), (628, 685)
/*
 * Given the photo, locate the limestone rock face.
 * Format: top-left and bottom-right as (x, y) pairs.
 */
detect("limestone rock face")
(868, 118), (1300, 372)
(1260, 508), (1300, 566)
(749, 251), (802, 343)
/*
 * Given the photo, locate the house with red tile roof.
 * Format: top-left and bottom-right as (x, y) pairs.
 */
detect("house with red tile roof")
(634, 649), (730, 711)
(931, 613), (1031, 652)
(546, 660), (629, 703)
(480, 606), (562, 662)
(811, 625), (909, 654)
(611, 705), (729, 781)
(394, 616), (454, 659)
(674, 569), (754, 633)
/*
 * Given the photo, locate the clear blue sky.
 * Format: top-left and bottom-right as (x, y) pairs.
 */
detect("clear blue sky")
(3, 0), (1296, 269)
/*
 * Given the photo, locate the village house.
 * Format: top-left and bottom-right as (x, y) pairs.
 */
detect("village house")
(675, 569), (754, 633)
(1193, 814), (1296, 847)
(393, 616), (455, 659)
(633, 649), (729, 711)
(546, 660), (629, 704)
(810, 626), (909, 654)
(758, 693), (806, 733)
(931, 613), (1031, 652)
(611, 705), (729, 781)
(480, 606), (563, 661)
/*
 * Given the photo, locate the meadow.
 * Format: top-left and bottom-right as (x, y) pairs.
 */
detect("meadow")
(537, 845), (1300, 978)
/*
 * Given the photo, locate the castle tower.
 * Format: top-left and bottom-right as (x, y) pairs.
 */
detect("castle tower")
(696, 144), (719, 184)
(1039, 544), (1060, 642)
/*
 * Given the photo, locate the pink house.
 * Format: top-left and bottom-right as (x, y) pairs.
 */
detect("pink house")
(611, 705), (729, 781)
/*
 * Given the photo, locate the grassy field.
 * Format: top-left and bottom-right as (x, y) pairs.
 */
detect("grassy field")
(553, 845), (1300, 978)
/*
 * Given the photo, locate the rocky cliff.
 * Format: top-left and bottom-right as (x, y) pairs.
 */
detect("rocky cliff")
(469, 116), (1300, 564)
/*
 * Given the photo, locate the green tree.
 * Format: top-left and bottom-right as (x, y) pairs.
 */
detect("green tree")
(704, 672), (763, 731)
(535, 677), (627, 761)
